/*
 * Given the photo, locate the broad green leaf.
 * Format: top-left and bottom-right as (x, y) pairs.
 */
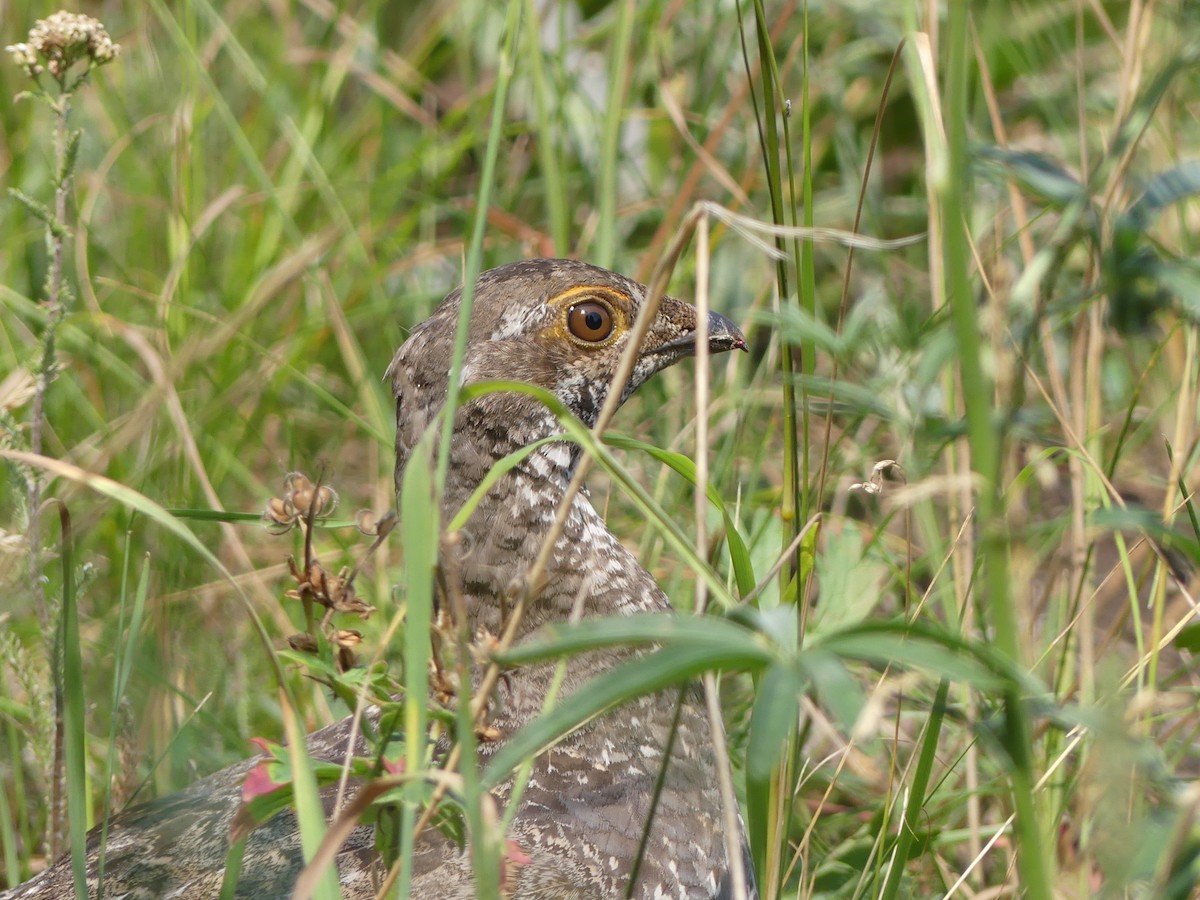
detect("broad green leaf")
(813, 623), (1013, 692)
(276, 649), (343, 680)
(1120, 160), (1200, 234)
(819, 629), (987, 681)
(484, 641), (759, 789)
(974, 145), (1086, 207)
(1091, 507), (1200, 572)
(1173, 623), (1200, 654)
(1158, 260), (1200, 322)
(785, 373), (894, 419)
(750, 304), (840, 356)
(745, 661), (805, 781)
(803, 651), (866, 737)
(825, 619), (1047, 691)
(739, 604), (801, 653)
(1108, 53), (1198, 160)
(496, 612), (773, 668)
(807, 526), (886, 635)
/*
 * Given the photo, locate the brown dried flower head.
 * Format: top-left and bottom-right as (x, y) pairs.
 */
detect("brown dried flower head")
(332, 629), (362, 649)
(354, 509), (397, 538)
(6, 11), (119, 80)
(263, 472), (338, 533)
(285, 556), (375, 619)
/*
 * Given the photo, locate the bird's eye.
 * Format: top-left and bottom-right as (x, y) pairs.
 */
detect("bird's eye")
(567, 301), (615, 343)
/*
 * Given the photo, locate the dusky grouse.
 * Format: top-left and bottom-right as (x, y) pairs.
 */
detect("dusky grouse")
(9, 258), (751, 899)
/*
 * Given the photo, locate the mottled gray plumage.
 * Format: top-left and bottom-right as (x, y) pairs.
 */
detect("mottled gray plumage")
(8, 258), (750, 899)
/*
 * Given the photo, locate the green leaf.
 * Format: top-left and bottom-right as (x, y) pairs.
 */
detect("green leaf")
(733, 604), (799, 653)
(281, 698), (341, 900)
(1173, 623), (1200, 654)
(1158, 260), (1200, 323)
(496, 612), (773, 668)
(811, 621), (1026, 693)
(0, 449), (293, 702)
(1108, 52), (1198, 161)
(974, 145), (1086, 207)
(1120, 160), (1200, 234)
(1091, 507), (1200, 573)
(8, 187), (60, 230)
(218, 837), (249, 900)
(97, 551), (153, 890)
(60, 129), (82, 185)
(162, 508), (266, 523)
(807, 526), (886, 634)
(484, 640), (762, 789)
(803, 651), (866, 737)
(745, 661), (805, 782)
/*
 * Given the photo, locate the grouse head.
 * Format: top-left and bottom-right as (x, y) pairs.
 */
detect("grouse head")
(388, 258), (746, 486)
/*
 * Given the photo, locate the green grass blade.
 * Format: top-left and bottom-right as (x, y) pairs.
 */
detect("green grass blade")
(604, 433), (756, 597)
(523, 0), (569, 254)
(878, 679), (949, 900)
(430, 7), (526, 895)
(96, 545), (151, 893)
(594, 0), (635, 268)
(0, 450), (288, 687)
(55, 504), (88, 899)
(281, 695), (340, 900)
(396, 428), (437, 896)
(0, 780), (19, 887)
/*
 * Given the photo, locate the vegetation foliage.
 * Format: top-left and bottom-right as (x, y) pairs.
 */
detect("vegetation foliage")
(3, 0), (1200, 897)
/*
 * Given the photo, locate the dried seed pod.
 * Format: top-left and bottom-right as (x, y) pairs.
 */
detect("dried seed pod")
(286, 633), (319, 654)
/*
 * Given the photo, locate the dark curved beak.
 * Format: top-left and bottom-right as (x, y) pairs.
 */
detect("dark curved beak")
(704, 310), (748, 354)
(651, 309), (748, 357)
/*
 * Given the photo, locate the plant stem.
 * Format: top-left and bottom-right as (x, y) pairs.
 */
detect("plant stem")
(23, 74), (77, 861)
(942, 5), (1051, 896)
(27, 86), (73, 627)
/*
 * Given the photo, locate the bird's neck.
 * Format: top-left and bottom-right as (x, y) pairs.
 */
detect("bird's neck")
(439, 402), (679, 758)
(442, 406), (670, 642)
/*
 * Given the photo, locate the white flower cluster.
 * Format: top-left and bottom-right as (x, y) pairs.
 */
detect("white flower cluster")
(5, 11), (119, 79)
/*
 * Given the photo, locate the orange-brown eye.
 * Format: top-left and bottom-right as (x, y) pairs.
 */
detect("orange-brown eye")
(567, 301), (614, 343)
